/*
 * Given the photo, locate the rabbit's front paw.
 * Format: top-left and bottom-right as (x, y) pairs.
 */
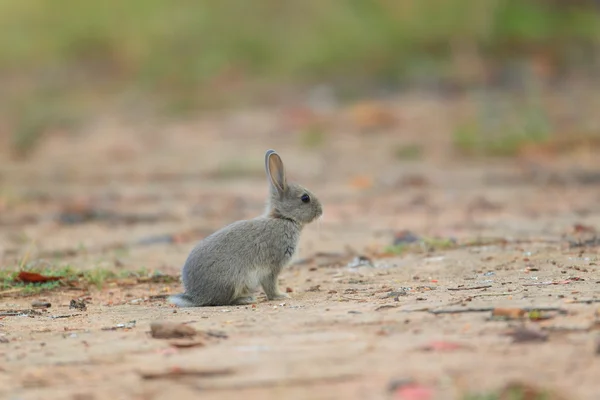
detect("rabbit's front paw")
(268, 292), (291, 301)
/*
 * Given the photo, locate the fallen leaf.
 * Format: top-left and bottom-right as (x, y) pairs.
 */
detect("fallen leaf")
(389, 381), (434, 400)
(349, 101), (397, 130)
(17, 272), (62, 283)
(418, 340), (467, 352)
(393, 230), (421, 245)
(573, 223), (596, 234)
(492, 308), (527, 320)
(150, 322), (197, 339)
(499, 381), (566, 400)
(397, 174), (429, 188)
(169, 339), (206, 348)
(348, 175), (373, 190)
(506, 327), (548, 343)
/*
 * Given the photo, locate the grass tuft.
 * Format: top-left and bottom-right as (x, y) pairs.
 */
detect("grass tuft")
(453, 88), (552, 157)
(394, 144), (422, 160)
(0, 262), (171, 295)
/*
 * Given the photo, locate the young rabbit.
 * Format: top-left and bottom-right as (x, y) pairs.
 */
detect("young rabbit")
(169, 149), (323, 307)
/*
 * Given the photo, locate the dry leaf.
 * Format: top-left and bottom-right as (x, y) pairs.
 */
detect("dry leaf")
(150, 322), (197, 339)
(348, 175), (373, 190)
(506, 327), (548, 343)
(492, 308), (527, 320)
(391, 383), (434, 400)
(418, 340), (467, 352)
(169, 339), (206, 348)
(17, 272), (62, 283)
(350, 102), (397, 130)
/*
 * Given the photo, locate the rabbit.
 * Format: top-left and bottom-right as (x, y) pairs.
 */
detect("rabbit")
(169, 149), (323, 307)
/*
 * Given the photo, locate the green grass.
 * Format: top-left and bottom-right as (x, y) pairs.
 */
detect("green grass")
(462, 382), (556, 400)
(453, 88), (552, 157)
(0, 264), (75, 294)
(384, 236), (458, 255)
(300, 126), (327, 149)
(210, 159), (265, 180)
(0, 263), (171, 294)
(453, 125), (550, 157)
(394, 144), (423, 160)
(1, 0), (600, 154)
(384, 244), (408, 256)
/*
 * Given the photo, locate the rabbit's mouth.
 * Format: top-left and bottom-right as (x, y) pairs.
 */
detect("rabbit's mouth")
(316, 212), (324, 233)
(307, 208), (323, 224)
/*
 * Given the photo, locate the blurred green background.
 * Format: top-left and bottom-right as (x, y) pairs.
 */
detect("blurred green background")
(2, 0), (600, 156)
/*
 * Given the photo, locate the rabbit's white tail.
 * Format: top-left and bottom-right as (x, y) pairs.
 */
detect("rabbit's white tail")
(168, 293), (195, 307)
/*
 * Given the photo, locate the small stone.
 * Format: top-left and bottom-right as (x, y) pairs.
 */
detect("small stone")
(31, 300), (51, 309)
(69, 299), (87, 311)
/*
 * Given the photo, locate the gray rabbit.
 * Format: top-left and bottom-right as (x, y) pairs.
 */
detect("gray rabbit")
(170, 149), (323, 307)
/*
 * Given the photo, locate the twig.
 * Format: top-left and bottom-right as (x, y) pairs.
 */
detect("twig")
(541, 324), (598, 332)
(50, 313), (82, 319)
(194, 373), (359, 390)
(0, 309), (43, 317)
(469, 289), (524, 298)
(0, 311), (24, 317)
(564, 299), (600, 304)
(522, 281), (572, 286)
(429, 307), (567, 314)
(140, 368), (234, 380)
(339, 295), (364, 301)
(429, 307), (495, 315)
(448, 285), (492, 291)
(375, 305), (398, 311)
(428, 306), (568, 315)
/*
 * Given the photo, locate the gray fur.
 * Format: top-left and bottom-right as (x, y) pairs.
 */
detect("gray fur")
(169, 149), (323, 307)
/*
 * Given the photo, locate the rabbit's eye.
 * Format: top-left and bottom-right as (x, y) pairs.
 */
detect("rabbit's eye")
(301, 194), (310, 203)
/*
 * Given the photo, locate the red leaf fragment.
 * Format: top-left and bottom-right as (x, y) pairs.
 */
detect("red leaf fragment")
(573, 223), (595, 234)
(17, 272), (62, 283)
(393, 383), (434, 400)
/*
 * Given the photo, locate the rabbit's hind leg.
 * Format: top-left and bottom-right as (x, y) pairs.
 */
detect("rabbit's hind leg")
(231, 283), (257, 305)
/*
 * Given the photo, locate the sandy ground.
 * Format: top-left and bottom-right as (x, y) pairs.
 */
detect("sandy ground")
(1, 94), (600, 400)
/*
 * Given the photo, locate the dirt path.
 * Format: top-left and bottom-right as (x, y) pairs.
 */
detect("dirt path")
(1, 98), (600, 399)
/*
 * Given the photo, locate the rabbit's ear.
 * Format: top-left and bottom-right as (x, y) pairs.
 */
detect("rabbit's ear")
(265, 149), (287, 194)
